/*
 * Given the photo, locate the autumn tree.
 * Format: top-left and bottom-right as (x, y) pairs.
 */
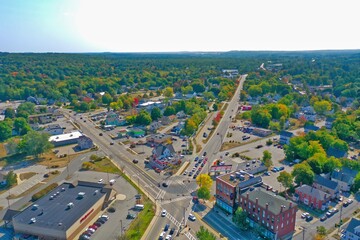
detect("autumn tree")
(163, 87), (174, 98)
(196, 174), (213, 190)
(313, 100), (331, 115)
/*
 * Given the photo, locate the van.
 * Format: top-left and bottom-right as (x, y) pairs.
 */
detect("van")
(135, 204), (144, 210)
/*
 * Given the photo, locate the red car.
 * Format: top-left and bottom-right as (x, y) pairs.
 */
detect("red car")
(154, 168), (161, 173)
(89, 225), (98, 230)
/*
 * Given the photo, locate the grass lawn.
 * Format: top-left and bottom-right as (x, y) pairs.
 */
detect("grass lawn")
(88, 157), (122, 175)
(0, 143), (7, 158)
(19, 172), (36, 181)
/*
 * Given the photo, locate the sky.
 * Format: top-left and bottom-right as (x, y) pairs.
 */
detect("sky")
(0, 0), (359, 52)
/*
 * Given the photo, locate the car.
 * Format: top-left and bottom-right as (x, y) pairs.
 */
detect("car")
(93, 222), (102, 227)
(264, 171), (271, 176)
(98, 179), (103, 183)
(99, 133), (103, 136)
(289, 162), (294, 166)
(203, 152), (207, 156)
(343, 201), (349, 207)
(154, 168), (161, 173)
(271, 167), (278, 172)
(132, 159), (139, 164)
(195, 163), (199, 167)
(320, 215), (327, 221)
(89, 225), (98, 230)
(97, 218), (106, 224)
(79, 234), (91, 240)
(110, 142), (114, 145)
(255, 144), (263, 149)
(183, 171), (188, 176)
(278, 166), (285, 171)
(249, 187), (255, 191)
(109, 179), (116, 185)
(301, 212), (309, 219)
(193, 174), (197, 179)
(203, 132), (208, 138)
(181, 144), (186, 147)
(225, 152), (229, 156)
(86, 228), (96, 233)
(161, 209), (167, 217)
(305, 215), (313, 222)
(194, 157), (199, 161)
(246, 162), (250, 167)
(169, 228), (175, 235)
(333, 208), (339, 213)
(201, 163), (205, 167)
(164, 224), (170, 231)
(189, 172), (193, 176)
(159, 231), (166, 240)
(188, 213), (196, 221)
(43, 173), (49, 178)
(126, 213), (136, 219)
(162, 182), (169, 187)
(347, 198), (353, 204)
(83, 120), (87, 122)
(326, 210), (334, 217)
(166, 235), (172, 240)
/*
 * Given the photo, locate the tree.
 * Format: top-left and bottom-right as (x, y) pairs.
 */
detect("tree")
(353, 172), (360, 192)
(6, 139), (18, 155)
(151, 107), (162, 121)
(102, 93), (113, 105)
(163, 87), (174, 98)
(196, 226), (216, 240)
(0, 120), (13, 141)
(16, 102), (35, 118)
(196, 174), (213, 189)
(163, 106), (176, 116)
(4, 108), (16, 119)
(322, 157), (342, 173)
(316, 226), (327, 236)
(233, 207), (249, 230)
(135, 110), (152, 125)
(212, 103), (218, 111)
(292, 162), (315, 185)
(262, 150), (273, 168)
(20, 131), (53, 158)
(277, 171), (293, 191)
(14, 117), (31, 135)
(5, 170), (17, 187)
(314, 100), (331, 115)
(197, 187), (211, 201)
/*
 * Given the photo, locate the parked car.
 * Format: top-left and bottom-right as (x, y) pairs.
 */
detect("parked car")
(255, 144), (263, 149)
(301, 212), (309, 219)
(305, 215), (313, 222)
(169, 228), (175, 235)
(278, 166), (285, 171)
(320, 215), (327, 221)
(203, 152), (207, 156)
(188, 213), (196, 221)
(132, 159), (139, 164)
(164, 224), (170, 231)
(162, 182), (169, 187)
(110, 142), (114, 145)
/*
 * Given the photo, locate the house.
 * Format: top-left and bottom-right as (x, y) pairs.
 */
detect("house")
(149, 121), (162, 132)
(152, 144), (175, 160)
(216, 171), (263, 214)
(44, 124), (64, 136)
(342, 218), (360, 240)
(294, 184), (331, 210)
(150, 144), (178, 170)
(325, 117), (335, 129)
(252, 128), (272, 137)
(128, 128), (145, 138)
(105, 112), (125, 126)
(280, 131), (294, 145)
(117, 129), (128, 138)
(313, 175), (339, 199)
(176, 111), (187, 119)
(304, 125), (320, 133)
(49, 131), (83, 147)
(159, 115), (176, 125)
(331, 167), (357, 192)
(77, 135), (94, 150)
(238, 188), (297, 240)
(326, 147), (348, 159)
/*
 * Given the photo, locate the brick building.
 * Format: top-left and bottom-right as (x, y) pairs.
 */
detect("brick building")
(294, 184), (331, 210)
(238, 189), (297, 240)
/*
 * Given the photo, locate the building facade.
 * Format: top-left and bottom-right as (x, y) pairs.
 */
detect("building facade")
(294, 184), (331, 210)
(342, 218), (360, 240)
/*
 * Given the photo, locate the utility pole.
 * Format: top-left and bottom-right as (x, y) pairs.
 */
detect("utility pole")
(120, 219), (123, 236)
(302, 226), (306, 240)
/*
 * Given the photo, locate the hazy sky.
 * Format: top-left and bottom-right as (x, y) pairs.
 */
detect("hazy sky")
(1, 0), (359, 52)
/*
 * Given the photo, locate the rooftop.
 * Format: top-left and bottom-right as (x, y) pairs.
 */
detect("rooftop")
(314, 175), (338, 189)
(45, 124), (62, 130)
(242, 188), (296, 215)
(217, 171), (262, 189)
(12, 182), (106, 231)
(296, 184), (329, 201)
(345, 218), (360, 236)
(49, 131), (83, 143)
(331, 167), (357, 183)
(280, 130), (294, 137)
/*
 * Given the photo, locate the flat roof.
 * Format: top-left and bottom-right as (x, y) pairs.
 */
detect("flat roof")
(49, 131), (83, 143)
(13, 182), (106, 231)
(217, 171), (259, 188)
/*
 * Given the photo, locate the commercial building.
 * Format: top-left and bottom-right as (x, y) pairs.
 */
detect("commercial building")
(44, 124), (64, 135)
(12, 181), (115, 240)
(49, 131), (83, 147)
(238, 188), (297, 240)
(216, 171), (262, 214)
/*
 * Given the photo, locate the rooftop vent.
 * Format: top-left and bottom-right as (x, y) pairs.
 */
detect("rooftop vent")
(229, 175), (235, 181)
(94, 190), (99, 195)
(61, 188), (65, 192)
(30, 217), (36, 224)
(67, 202), (74, 209)
(32, 204), (39, 210)
(70, 134), (73, 137)
(78, 192), (86, 198)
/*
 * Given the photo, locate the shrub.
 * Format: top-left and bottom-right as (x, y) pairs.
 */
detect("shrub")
(32, 183), (58, 201)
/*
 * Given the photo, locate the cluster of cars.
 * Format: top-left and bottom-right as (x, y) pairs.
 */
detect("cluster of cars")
(159, 223), (175, 240)
(79, 215), (109, 240)
(183, 155), (208, 179)
(343, 198), (353, 207)
(300, 212), (313, 222)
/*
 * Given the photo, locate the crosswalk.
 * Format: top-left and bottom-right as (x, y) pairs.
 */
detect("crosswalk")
(163, 209), (197, 240)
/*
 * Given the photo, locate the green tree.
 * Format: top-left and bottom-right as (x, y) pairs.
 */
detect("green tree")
(292, 162), (315, 185)
(5, 170), (17, 187)
(20, 131), (53, 158)
(196, 226), (216, 240)
(233, 207), (249, 230)
(6, 139), (19, 155)
(314, 100), (331, 115)
(0, 120), (13, 141)
(163, 87), (174, 98)
(352, 172), (360, 192)
(151, 107), (162, 121)
(248, 85), (262, 97)
(197, 187), (211, 201)
(16, 102), (35, 118)
(135, 110), (152, 125)
(196, 174), (213, 189)
(251, 108), (272, 128)
(277, 171), (293, 191)
(262, 150), (273, 168)
(4, 108), (16, 119)
(316, 226), (327, 236)
(102, 93), (113, 105)
(322, 157), (342, 173)
(14, 117), (31, 135)
(212, 103), (218, 111)
(163, 106), (176, 116)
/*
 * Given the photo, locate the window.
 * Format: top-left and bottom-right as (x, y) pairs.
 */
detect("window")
(258, 207), (260, 213)
(286, 220), (289, 226)
(263, 211), (265, 218)
(281, 223), (284, 229)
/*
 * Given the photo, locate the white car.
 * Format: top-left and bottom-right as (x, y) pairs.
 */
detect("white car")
(188, 213), (196, 221)
(166, 235), (172, 240)
(86, 228), (96, 233)
(98, 179), (103, 183)
(100, 214), (109, 220)
(301, 212), (309, 219)
(161, 209), (167, 217)
(183, 171), (188, 176)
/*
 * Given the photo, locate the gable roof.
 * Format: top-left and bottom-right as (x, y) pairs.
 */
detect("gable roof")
(331, 167), (357, 183)
(326, 147), (347, 158)
(345, 218), (360, 236)
(296, 184), (329, 201)
(244, 188), (296, 215)
(304, 125), (320, 131)
(280, 130), (293, 138)
(314, 175), (338, 189)
(154, 144), (175, 157)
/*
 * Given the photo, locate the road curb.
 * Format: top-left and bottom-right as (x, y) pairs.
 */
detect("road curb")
(141, 202), (160, 240)
(175, 161), (190, 176)
(192, 211), (227, 239)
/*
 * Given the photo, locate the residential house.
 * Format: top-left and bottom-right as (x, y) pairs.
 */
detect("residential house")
(159, 115), (176, 126)
(325, 117), (335, 129)
(279, 131), (294, 145)
(171, 122), (185, 135)
(304, 125), (320, 133)
(331, 167), (357, 192)
(326, 147), (348, 159)
(294, 184), (331, 210)
(313, 175), (339, 199)
(176, 111), (187, 119)
(149, 121), (162, 132)
(238, 188), (297, 240)
(150, 144), (177, 169)
(77, 135), (94, 150)
(105, 112), (125, 126)
(216, 171), (263, 214)
(44, 124), (64, 136)
(117, 129), (128, 138)
(342, 218), (360, 240)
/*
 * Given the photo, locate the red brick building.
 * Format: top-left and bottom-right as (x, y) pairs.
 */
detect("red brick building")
(238, 189), (297, 240)
(294, 184), (331, 210)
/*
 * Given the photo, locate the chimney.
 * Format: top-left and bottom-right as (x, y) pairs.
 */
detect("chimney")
(280, 205), (284, 213)
(256, 198), (258, 205)
(247, 192), (249, 200)
(289, 202), (292, 209)
(266, 203), (269, 211)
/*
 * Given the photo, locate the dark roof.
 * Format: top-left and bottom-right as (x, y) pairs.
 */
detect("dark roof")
(304, 125), (320, 131)
(238, 176), (262, 189)
(12, 182), (106, 231)
(331, 167), (357, 184)
(3, 209), (21, 222)
(217, 172), (262, 189)
(154, 144), (175, 157)
(345, 218), (360, 236)
(326, 147), (348, 158)
(314, 175), (338, 189)
(247, 165), (268, 175)
(242, 188), (296, 215)
(280, 130), (293, 138)
(296, 184), (329, 201)
(326, 117), (335, 122)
